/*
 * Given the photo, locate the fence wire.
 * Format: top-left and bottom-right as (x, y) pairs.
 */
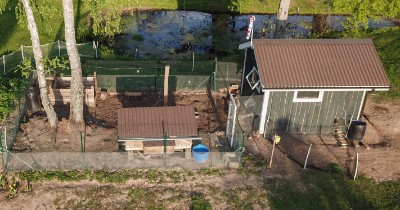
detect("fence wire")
(1, 41), (95, 76)
(0, 46), (247, 171)
(2, 151), (243, 171)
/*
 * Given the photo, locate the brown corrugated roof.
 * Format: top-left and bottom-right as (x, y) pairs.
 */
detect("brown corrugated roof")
(118, 106), (198, 139)
(253, 39), (390, 89)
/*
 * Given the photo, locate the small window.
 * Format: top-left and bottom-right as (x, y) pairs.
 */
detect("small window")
(293, 91), (324, 102)
(246, 67), (260, 90)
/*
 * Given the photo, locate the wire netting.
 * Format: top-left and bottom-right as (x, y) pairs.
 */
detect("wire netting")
(2, 151), (244, 171)
(0, 43), (248, 171)
(1, 41), (95, 76)
(86, 59), (241, 92)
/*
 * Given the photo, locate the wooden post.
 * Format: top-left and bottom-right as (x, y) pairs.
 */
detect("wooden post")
(164, 65), (170, 106)
(269, 140), (276, 168)
(269, 134), (281, 168)
(214, 57), (217, 92)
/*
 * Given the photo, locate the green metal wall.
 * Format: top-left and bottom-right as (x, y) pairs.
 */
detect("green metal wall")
(264, 91), (364, 134)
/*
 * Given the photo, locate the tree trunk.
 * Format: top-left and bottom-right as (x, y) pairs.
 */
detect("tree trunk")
(275, 0), (291, 38)
(21, 0), (58, 129)
(277, 0), (291, 21)
(62, 0), (84, 124)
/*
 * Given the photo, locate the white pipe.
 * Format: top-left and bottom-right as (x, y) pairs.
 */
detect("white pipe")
(21, 45), (24, 61)
(3, 55), (5, 75)
(304, 144), (312, 169)
(259, 90), (270, 134)
(354, 153), (359, 180)
(357, 91), (367, 120)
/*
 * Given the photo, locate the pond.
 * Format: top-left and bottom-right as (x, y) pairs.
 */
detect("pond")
(114, 11), (397, 58)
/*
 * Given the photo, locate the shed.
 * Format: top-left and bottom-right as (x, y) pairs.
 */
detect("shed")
(117, 106), (200, 155)
(239, 39), (390, 136)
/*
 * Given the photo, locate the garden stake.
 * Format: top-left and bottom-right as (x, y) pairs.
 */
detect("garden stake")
(304, 144), (312, 169)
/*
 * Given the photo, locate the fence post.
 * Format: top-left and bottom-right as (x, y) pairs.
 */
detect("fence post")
(239, 131), (245, 166)
(58, 40), (61, 57)
(163, 133), (167, 167)
(214, 57), (217, 92)
(93, 41), (98, 59)
(21, 45), (24, 61)
(226, 64), (229, 81)
(0, 134), (3, 172)
(3, 55), (5, 75)
(4, 127), (7, 151)
(192, 52), (194, 71)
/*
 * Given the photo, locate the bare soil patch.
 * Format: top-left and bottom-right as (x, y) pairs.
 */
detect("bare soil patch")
(246, 95), (400, 182)
(14, 91), (228, 152)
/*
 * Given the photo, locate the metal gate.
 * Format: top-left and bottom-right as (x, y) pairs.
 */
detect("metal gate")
(226, 94), (238, 148)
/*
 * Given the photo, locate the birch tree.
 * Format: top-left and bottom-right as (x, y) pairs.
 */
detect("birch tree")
(21, 0), (58, 129)
(62, 0), (84, 124)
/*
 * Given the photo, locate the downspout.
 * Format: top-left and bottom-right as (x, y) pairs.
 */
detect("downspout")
(259, 89), (270, 135)
(240, 49), (248, 94)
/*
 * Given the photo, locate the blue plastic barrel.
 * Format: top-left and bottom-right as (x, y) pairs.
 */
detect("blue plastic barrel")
(193, 144), (209, 163)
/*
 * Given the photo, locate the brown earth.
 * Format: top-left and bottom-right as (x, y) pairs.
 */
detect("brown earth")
(14, 91), (228, 152)
(2, 93), (400, 209)
(245, 95), (400, 182)
(13, 92), (400, 181)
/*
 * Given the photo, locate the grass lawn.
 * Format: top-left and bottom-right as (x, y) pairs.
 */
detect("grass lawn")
(317, 27), (400, 102)
(368, 27), (400, 102)
(0, 0), (346, 56)
(265, 169), (400, 209)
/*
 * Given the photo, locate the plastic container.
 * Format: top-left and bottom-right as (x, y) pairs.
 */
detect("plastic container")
(193, 144), (209, 163)
(348, 121), (367, 140)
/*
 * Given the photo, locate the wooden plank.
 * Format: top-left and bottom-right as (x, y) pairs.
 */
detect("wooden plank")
(175, 139), (193, 150)
(124, 91), (142, 97)
(125, 141), (144, 151)
(143, 140), (175, 154)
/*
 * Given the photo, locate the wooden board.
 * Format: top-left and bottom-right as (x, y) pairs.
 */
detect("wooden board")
(124, 141), (143, 151)
(143, 140), (175, 154)
(174, 139), (193, 150)
(47, 76), (98, 107)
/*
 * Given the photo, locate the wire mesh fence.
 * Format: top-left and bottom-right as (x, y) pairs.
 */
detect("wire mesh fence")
(0, 73), (34, 152)
(1, 41), (95, 76)
(87, 59), (242, 92)
(2, 151), (243, 171)
(0, 43), (246, 172)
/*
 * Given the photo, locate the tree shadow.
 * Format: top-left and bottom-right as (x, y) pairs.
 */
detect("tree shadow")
(52, 0), (83, 43)
(0, 1), (19, 55)
(176, 0), (240, 13)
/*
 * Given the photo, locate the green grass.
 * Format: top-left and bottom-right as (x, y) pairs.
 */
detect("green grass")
(316, 27), (400, 102)
(368, 27), (400, 102)
(18, 170), (142, 183)
(264, 170), (400, 210)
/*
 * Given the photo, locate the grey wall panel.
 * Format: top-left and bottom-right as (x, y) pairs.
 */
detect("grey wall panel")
(264, 90), (364, 134)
